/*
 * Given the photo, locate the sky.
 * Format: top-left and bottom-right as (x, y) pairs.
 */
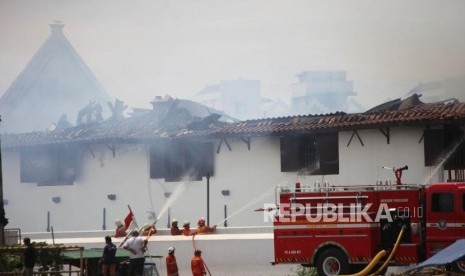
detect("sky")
(1, 0), (465, 110)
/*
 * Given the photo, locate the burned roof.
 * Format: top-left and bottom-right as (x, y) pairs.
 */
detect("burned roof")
(2, 96), (465, 149)
(214, 98), (465, 137)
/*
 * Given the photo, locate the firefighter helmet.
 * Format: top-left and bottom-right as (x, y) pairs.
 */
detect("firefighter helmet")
(183, 220), (190, 227)
(168, 247), (175, 254)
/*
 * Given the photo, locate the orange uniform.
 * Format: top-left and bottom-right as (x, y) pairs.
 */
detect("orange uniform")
(166, 254), (179, 276)
(182, 221), (192, 236)
(195, 218), (216, 235)
(195, 225), (216, 235)
(113, 225), (127, 237)
(142, 225), (157, 236)
(191, 255), (206, 276)
(182, 227), (191, 236)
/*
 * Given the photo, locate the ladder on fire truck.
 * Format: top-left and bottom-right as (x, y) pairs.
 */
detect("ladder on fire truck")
(278, 179), (423, 208)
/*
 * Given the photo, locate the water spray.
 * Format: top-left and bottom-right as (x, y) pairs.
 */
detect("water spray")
(216, 185), (277, 226)
(156, 182), (186, 221)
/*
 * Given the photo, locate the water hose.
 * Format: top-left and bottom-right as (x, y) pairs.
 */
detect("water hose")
(340, 250), (387, 276)
(341, 225), (405, 276)
(143, 227), (156, 252)
(117, 228), (134, 248)
(369, 226), (405, 276)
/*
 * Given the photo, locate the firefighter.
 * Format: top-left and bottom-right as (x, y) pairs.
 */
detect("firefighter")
(170, 219), (182, 235)
(142, 223), (157, 236)
(113, 219), (127, 238)
(166, 247), (179, 276)
(194, 217), (216, 235)
(191, 249), (206, 276)
(182, 220), (192, 236)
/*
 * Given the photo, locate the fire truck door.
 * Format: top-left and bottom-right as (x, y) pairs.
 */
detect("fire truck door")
(426, 190), (458, 256)
(458, 192), (465, 238)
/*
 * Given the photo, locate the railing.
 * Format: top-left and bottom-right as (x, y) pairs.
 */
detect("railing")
(278, 183), (423, 193)
(275, 182), (424, 206)
(0, 246), (84, 276)
(448, 169), (465, 181)
(0, 269), (82, 276)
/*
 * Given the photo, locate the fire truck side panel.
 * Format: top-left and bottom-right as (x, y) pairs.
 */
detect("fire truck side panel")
(274, 182), (465, 271)
(425, 183), (465, 258)
(274, 186), (425, 266)
(393, 244), (420, 264)
(273, 219), (379, 265)
(457, 186), (465, 243)
(375, 189), (423, 265)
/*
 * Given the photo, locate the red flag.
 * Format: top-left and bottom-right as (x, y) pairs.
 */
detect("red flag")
(124, 206), (134, 229)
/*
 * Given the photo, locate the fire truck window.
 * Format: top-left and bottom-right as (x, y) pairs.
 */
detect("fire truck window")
(431, 193), (454, 212)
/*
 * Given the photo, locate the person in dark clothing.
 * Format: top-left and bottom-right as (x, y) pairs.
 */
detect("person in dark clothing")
(101, 236), (117, 276)
(22, 237), (36, 276)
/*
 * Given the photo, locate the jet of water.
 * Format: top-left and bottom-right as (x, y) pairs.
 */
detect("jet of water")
(156, 182), (186, 221)
(216, 185), (277, 225)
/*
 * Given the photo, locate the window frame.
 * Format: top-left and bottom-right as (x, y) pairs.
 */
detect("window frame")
(20, 146), (78, 186)
(150, 141), (214, 182)
(280, 133), (339, 175)
(431, 193), (454, 213)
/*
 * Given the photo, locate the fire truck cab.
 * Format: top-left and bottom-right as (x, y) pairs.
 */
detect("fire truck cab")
(272, 179), (465, 275)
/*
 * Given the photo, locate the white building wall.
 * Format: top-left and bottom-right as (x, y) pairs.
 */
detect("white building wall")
(2, 126), (445, 233)
(339, 127), (441, 186)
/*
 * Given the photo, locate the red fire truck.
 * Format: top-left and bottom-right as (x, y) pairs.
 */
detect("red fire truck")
(271, 166), (465, 275)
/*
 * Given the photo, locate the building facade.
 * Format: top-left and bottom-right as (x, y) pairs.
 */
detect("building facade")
(1, 95), (465, 233)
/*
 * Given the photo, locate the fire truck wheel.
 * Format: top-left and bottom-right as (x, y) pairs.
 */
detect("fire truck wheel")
(451, 258), (465, 273)
(316, 248), (349, 276)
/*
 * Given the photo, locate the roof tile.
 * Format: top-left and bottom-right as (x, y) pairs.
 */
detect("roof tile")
(2, 101), (465, 148)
